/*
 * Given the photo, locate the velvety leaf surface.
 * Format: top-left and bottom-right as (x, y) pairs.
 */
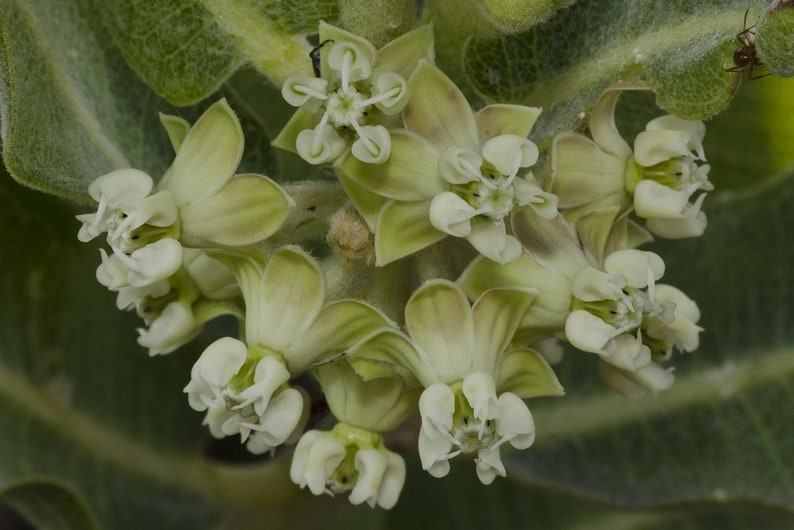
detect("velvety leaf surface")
(461, 0), (772, 143)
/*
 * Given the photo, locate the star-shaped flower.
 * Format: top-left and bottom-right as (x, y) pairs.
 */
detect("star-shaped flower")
(336, 60), (556, 265)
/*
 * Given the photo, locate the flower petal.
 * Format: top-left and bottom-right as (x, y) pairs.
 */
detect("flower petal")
(336, 130), (444, 201)
(462, 372), (499, 421)
(495, 348), (564, 398)
(604, 249), (665, 289)
(253, 246), (325, 352)
(418, 383), (455, 440)
(374, 24), (435, 79)
(565, 310), (617, 355)
(126, 238), (183, 287)
(589, 88), (633, 160)
(290, 430), (347, 495)
(471, 287), (536, 374)
(286, 300), (394, 373)
(160, 99), (244, 203)
(496, 392), (535, 449)
(475, 104), (542, 143)
(137, 301), (199, 356)
(374, 199), (445, 266)
(179, 174), (294, 247)
(88, 168), (153, 205)
(347, 328), (435, 385)
(159, 113), (190, 153)
(481, 135), (538, 175)
(403, 60), (478, 150)
(474, 446), (506, 485)
(406, 280), (476, 381)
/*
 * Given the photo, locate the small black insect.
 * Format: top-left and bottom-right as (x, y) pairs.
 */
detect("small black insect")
(726, 9), (769, 80)
(310, 39), (333, 77)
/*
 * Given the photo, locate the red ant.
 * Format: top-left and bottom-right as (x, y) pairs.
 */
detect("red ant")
(726, 9), (769, 80)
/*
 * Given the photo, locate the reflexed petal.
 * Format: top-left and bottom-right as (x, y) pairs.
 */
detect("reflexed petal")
(374, 24), (435, 78)
(403, 60), (478, 150)
(633, 129), (694, 167)
(496, 392), (535, 449)
(374, 199), (444, 266)
(550, 132), (625, 209)
(604, 249), (665, 288)
(462, 372), (499, 421)
(183, 249), (240, 300)
(159, 113), (190, 153)
(351, 125), (391, 164)
(466, 218), (522, 264)
(296, 126), (346, 165)
(481, 135), (538, 175)
(286, 299), (394, 373)
(589, 89), (633, 159)
(438, 146), (483, 185)
(471, 287), (536, 373)
(475, 105), (542, 143)
(429, 192), (476, 237)
(179, 175), (294, 247)
(510, 211), (593, 277)
(253, 246), (325, 352)
(407, 281), (476, 380)
(375, 451), (406, 509)
(337, 130), (444, 201)
(565, 310), (617, 355)
(495, 348), (564, 398)
(271, 107), (321, 154)
(347, 328), (435, 386)
(161, 99), (244, 203)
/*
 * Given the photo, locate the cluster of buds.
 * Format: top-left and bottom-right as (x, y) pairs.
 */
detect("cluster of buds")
(77, 23), (708, 509)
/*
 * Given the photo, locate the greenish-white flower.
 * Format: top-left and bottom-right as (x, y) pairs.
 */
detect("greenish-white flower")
(336, 60), (555, 265)
(78, 99), (294, 287)
(348, 280), (563, 484)
(274, 22), (434, 165)
(551, 89), (712, 239)
(184, 246), (394, 453)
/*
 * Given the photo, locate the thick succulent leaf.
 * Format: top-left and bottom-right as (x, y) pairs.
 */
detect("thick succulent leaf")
(100, 0), (340, 104)
(461, 0), (774, 143)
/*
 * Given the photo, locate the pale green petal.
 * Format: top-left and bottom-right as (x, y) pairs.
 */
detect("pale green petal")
(179, 175), (294, 247)
(159, 114), (190, 153)
(550, 132), (626, 209)
(336, 168), (387, 229)
(286, 300), (395, 373)
(573, 205), (621, 266)
(405, 280), (476, 382)
(633, 129), (694, 167)
(272, 107), (321, 154)
(253, 246), (325, 352)
(475, 104), (542, 143)
(403, 60), (478, 150)
(160, 99), (244, 203)
(336, 130), (444, 201)
(471, 287), (536, 373)
(589, 89), (633, 159)
(374, 24), (435, 79)
(511, 211), (593, 277)
(347, 329), (432, 385)
(496, 348), (564, 398)
(374, 199), (445, 266)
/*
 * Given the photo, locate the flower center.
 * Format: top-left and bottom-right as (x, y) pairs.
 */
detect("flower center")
(326, 87), (368, 128)
(453, 163), (518, 222)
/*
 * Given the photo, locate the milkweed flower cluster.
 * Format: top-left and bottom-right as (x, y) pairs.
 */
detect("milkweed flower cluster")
(77, 23), (707, 509)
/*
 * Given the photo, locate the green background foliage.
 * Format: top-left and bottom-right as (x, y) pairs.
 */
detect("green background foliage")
(1, 0), (793, 527)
